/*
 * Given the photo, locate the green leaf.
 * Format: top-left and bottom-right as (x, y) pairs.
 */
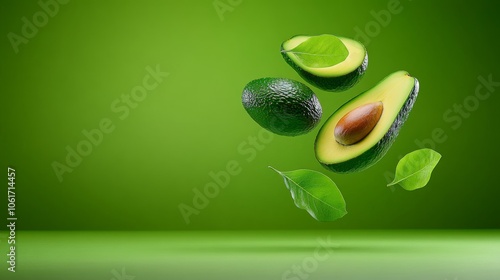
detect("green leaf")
(269, 166), (347, 222)
(387, 149), (442, 191)
(285, 34), (349, 68)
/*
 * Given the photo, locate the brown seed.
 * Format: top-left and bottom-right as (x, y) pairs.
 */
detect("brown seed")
(334, 101), (384, 146)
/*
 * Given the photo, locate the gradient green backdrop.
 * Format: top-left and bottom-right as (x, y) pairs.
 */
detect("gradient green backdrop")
(1, 0), (499, 231)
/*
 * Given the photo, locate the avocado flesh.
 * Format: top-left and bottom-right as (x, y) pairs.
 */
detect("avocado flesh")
(281, 35), (368, 92)
(315, 71), (419, 173)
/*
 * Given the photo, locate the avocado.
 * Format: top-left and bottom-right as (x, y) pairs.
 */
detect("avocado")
(242, 78), (322, 136)
(281, 34), (368, 92)
(315, 71), (419, 173)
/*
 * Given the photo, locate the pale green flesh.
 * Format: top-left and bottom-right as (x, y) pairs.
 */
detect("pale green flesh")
(283, 35), (366, 77)
(316, 71), (415, 164)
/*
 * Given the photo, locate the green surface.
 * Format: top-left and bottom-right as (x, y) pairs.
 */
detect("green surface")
(1, 230), (499, 279)
(0, 0), (499, 231)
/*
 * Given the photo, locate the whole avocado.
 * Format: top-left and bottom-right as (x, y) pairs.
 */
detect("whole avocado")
(242, 78), (322, 136)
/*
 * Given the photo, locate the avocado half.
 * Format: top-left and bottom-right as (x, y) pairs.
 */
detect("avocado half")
(281, 35), (368, 92)
(315, 71), (419, 173)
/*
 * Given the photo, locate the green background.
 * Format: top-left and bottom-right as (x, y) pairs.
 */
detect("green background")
(1, 0), (499, 231)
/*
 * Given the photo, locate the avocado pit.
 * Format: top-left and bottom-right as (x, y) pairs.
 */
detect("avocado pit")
(334, 101), (383, 145)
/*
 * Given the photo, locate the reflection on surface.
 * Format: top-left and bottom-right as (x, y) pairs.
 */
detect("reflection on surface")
(1, 230), (499, 280)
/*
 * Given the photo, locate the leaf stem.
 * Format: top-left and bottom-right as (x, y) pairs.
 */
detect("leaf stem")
(268, 166), (282, 174)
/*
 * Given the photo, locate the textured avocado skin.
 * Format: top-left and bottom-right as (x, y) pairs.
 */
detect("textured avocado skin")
(242, 78), (322, 136)
(317, 78), (419, 173)
(281, 45), (368, 92)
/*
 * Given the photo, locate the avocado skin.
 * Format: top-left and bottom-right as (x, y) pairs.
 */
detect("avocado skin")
(281, 45), (368, 92)
(242, 78), (322, 136)
(317, 78), (419, 173)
